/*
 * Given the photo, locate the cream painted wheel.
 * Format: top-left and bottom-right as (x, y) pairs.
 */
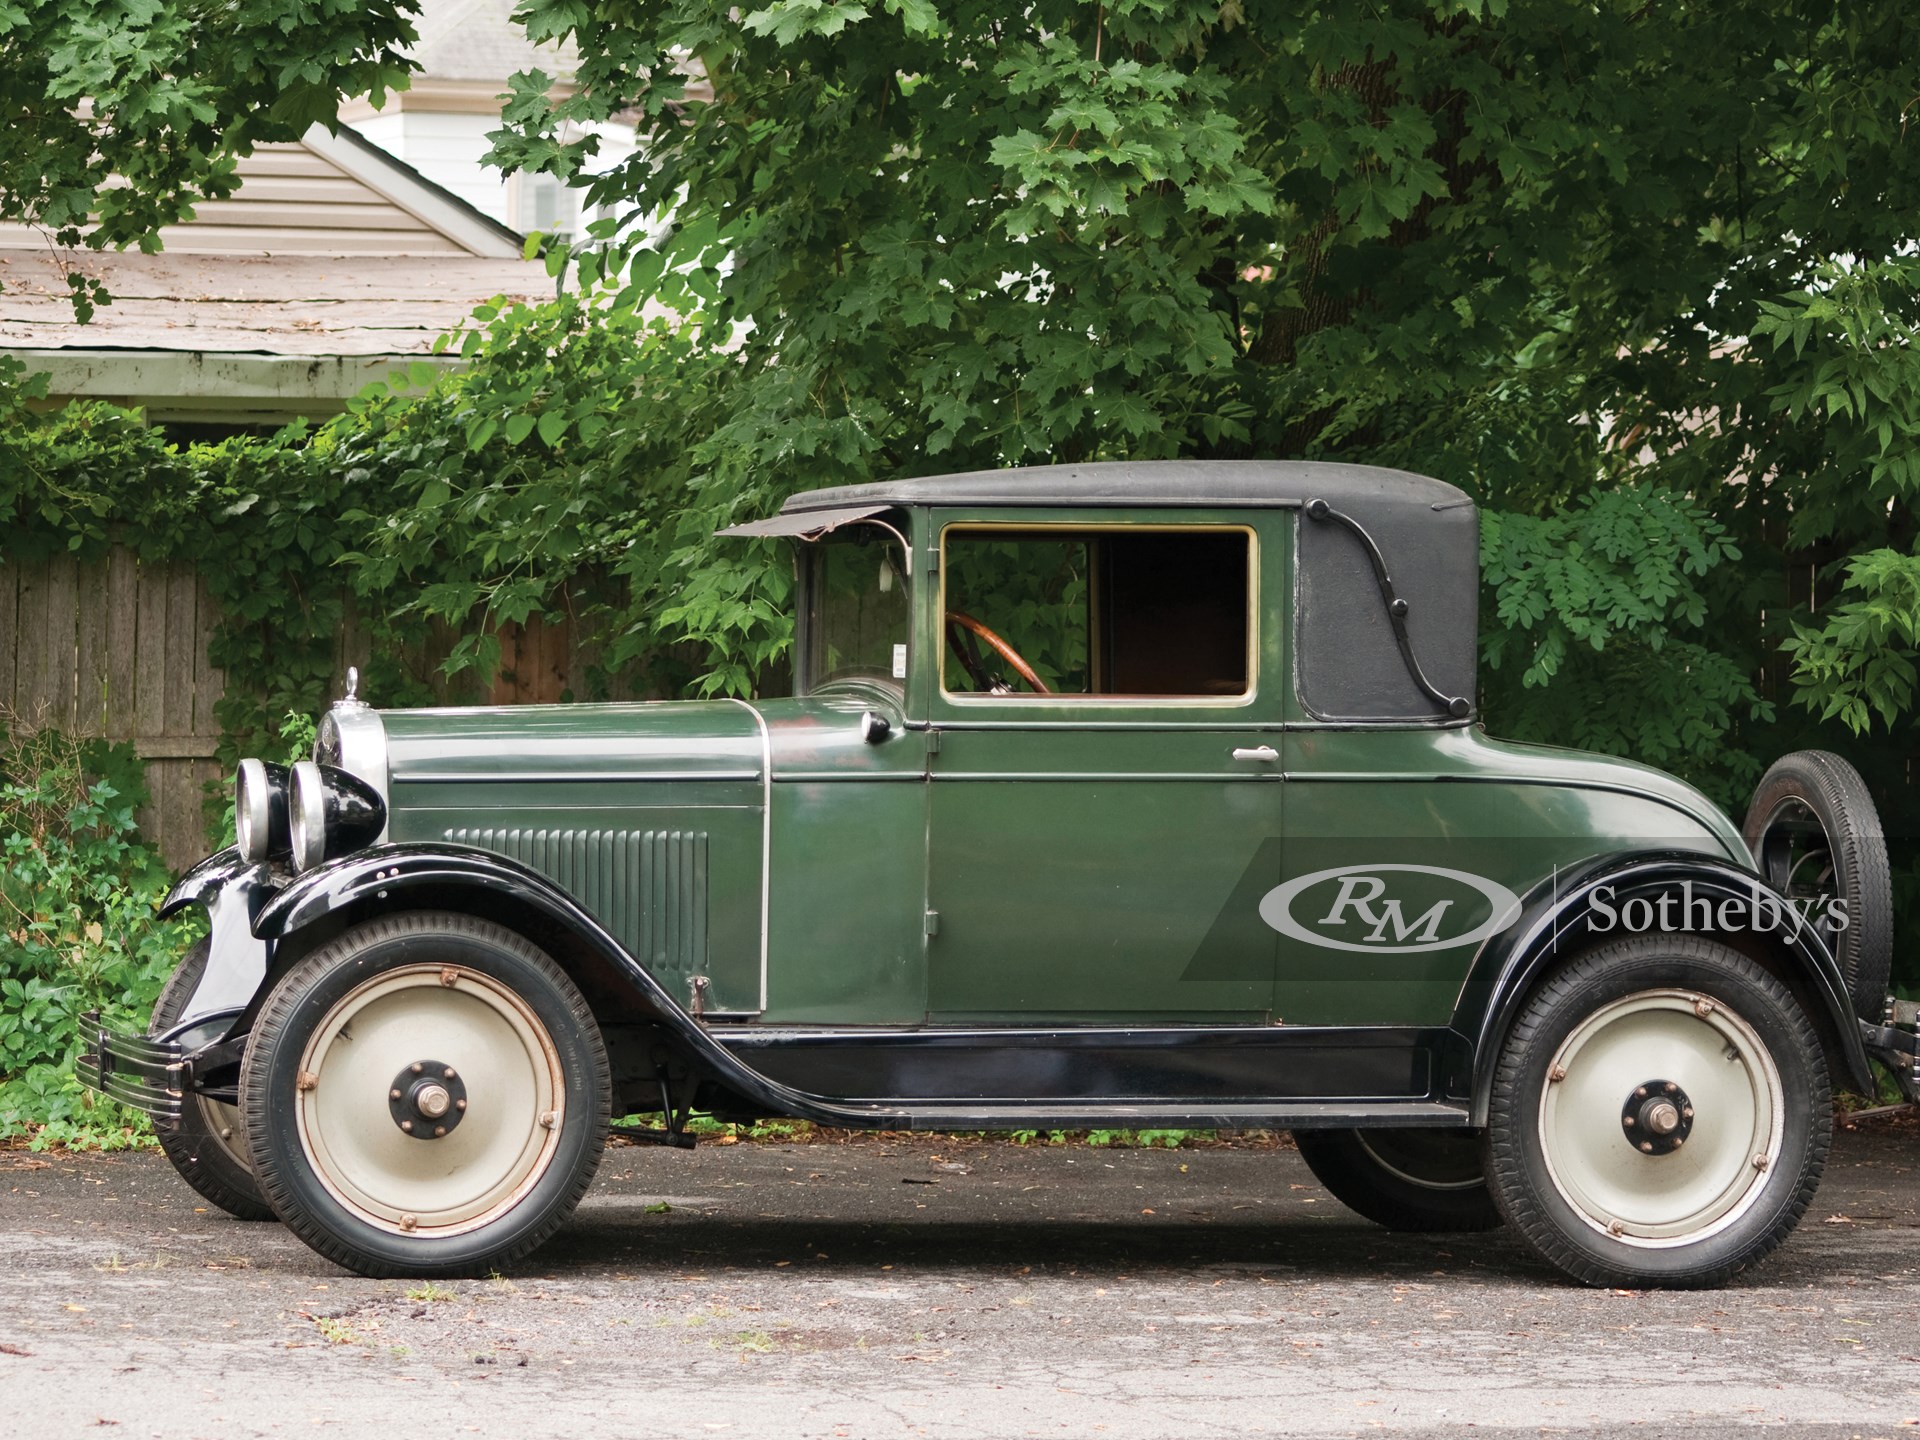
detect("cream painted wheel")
(243, 913), (609, 1278)
(1485, 935), (1829, 1289)
(1538, 989), (1783, 1247)
(296, 965), (566, 1238)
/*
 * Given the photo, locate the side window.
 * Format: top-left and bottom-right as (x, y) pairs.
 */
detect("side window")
(941, 527), (1251, 699)
(802, 526), (912, 692)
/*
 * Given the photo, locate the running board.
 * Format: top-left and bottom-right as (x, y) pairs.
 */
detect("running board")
(883, 1100), (1473, 1132)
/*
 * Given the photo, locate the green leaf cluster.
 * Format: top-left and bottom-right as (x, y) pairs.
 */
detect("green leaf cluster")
(0, 717), (201, 1147)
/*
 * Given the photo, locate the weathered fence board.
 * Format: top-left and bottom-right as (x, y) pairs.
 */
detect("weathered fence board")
(4, 548), (615, 870)
(4, 547), (227, 869)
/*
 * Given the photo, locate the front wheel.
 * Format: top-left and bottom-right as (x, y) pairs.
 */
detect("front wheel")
(1292, 1128), (1502, 1232)
(151, 937), (274, 1221)
(240, 913), (610, 1278)
(1484, 935), (1830, 1288)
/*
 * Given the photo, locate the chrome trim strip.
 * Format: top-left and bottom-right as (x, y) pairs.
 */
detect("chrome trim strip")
(724, 695), (773, 1013)
(391, 770), (761, 784)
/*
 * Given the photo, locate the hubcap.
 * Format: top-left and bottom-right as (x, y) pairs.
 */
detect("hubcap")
(295, 965), (565, 1238)
(1539, 989), (1783, 1247)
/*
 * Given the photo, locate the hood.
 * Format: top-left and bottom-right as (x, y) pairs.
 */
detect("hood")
(380, 700), (765, 783)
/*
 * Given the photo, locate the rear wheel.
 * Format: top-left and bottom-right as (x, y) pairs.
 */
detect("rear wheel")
(1485, 935), (1829, 1288)
(1293, 1128), (1502, 1232)
(150, 938), (274, 1222)
(240, 913), (610, 1278)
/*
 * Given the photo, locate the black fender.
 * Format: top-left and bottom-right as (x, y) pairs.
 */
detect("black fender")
(250, 843), (912, 1129)
(1454, 850), (1874, 1123)
(157, 846), (278, 1034)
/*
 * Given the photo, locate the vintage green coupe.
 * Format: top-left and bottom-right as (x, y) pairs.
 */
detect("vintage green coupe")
(81, 461), (1911, 1288)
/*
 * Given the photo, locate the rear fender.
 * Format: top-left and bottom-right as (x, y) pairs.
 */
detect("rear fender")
(1455, 851), (1873, 1122)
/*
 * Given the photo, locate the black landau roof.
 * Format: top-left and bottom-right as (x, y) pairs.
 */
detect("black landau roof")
(738, 460), (1480, 724)
(778, 459), (1470, 514)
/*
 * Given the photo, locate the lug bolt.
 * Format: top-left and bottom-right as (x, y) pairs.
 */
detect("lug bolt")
(1663, 1082), (1677, 1094)
(1549, 1065), (1567, 1083)
(456, 1099), (467, 1112)
(1640, 1141), (1653, 1153)
(296, 1070), (319, 1092)
(444, 1067), (456, 1080)
(411, 1062), (423, 1075)
(539, 1110), (557, 1130)
(1635, 1086), (1648, 1099)
(1623, 1115), (1636, 1127)
(434, 1126), (447, 1138)
(401, 1120), (414, 1133)
(1752, 1153), (1770, 1171)
(390, 1088), (402, 1100)
(1694, 998), (1715, 1018)
(399, 1214), (418, 1232)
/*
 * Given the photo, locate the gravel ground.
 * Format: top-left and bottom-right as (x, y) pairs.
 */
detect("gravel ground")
(2, 1119), (1918, 1439)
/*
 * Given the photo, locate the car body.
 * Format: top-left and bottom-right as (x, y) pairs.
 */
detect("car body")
(82, 461), (1910, 1285)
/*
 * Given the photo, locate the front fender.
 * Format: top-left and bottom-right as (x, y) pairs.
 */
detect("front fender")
(1455, 851), (1873, 1121)
(158, 847), (278, 1033)
(250, 844), (909, 1128)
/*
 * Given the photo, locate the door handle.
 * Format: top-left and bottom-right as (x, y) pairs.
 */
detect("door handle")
(1230, 745), (1279, 762)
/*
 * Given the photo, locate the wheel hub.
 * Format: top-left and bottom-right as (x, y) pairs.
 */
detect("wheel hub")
(388, 1060), (468, 1139)
(1620, 1079), (1693, 1155)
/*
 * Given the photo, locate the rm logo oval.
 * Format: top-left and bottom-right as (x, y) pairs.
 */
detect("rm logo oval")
(1259, 863), (1524, 955)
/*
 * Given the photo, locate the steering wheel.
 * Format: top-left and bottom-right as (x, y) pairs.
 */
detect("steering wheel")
(945, 610), (1052, 694)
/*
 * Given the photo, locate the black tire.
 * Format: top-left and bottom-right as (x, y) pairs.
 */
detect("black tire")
(240, 912), (610, 1278)
(1484, 935), (1830, 1288)
(149, 937), (275, 1222)
(1293, 1128), (1502, 1232)
(1743, 750), (1892, 1022)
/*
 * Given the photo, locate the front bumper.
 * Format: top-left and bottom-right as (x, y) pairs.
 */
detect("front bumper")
(75, 1014), (185, 1129)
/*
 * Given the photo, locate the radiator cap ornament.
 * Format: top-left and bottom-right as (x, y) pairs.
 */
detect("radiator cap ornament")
(339, 665), (367, 710)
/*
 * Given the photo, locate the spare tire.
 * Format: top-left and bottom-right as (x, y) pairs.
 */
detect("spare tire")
(1742, 751), (1892, 1022)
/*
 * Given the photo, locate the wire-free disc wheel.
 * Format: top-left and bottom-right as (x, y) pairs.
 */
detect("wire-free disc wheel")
(241, 913), (609, 1277)
(150, 937), (275, 1221)
(1485, 935), (1829, 1288)
(1293, 1128), (1502, 1232)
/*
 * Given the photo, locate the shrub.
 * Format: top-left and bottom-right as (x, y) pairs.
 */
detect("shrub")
(0, 714), (200, 1148)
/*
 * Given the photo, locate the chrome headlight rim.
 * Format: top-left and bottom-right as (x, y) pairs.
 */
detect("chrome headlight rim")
(234, 757), (291, 863)
(290, 760), (329, 873)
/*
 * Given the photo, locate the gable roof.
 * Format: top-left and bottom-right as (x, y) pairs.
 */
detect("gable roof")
(0, 123), (522, 261)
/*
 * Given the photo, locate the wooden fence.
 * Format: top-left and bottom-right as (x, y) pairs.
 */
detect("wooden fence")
(1, 548), (228, 867)
(2, 548), (614, 870)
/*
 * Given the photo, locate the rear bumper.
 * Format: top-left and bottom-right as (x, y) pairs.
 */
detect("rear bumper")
(75, 1014), (185, 1129)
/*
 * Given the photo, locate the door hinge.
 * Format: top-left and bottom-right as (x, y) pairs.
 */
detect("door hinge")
(924, 908), (941, 937)
(926, 728), (942, 754)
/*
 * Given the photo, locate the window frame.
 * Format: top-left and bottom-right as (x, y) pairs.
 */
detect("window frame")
(934, 520), (1261, 709)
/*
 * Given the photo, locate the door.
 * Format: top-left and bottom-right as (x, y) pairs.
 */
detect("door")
(923, 512), (1288, 1024)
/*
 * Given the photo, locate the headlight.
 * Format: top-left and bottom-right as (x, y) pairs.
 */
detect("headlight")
(288, 760), (387, 873)
(234, 759), (291, 862)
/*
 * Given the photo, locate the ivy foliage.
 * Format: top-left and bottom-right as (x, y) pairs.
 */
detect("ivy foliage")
(0, 718), (199, 1148)
(0, 0), (418, 318)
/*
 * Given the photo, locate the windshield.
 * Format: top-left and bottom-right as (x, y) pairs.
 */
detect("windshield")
(801, 524), (911, 693)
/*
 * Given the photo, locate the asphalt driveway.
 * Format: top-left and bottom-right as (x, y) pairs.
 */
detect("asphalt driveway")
(3, 1120), (1918, 1439)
